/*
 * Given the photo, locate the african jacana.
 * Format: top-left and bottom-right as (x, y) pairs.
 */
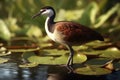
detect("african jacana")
(32, 6), (104, 71)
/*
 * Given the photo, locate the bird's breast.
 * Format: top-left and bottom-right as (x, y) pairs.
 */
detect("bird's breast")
(45, 26), (66, 45)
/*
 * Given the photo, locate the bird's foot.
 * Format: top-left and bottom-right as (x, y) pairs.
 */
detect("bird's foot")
(66, 64), (74, 73)
(59, 64), (74, 73)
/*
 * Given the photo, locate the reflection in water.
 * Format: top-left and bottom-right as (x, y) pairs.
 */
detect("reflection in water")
(0, 63), (18, 80)
(0, 63), (48, 80)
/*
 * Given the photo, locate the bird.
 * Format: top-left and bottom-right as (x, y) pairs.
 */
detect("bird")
(32, 6), (104, 71)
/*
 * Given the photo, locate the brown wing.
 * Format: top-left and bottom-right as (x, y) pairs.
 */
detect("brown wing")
(55, 21), (104, 45)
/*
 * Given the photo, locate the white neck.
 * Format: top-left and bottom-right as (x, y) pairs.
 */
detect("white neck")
(45, 17), (50, 34)
(45, 17), (55, 41)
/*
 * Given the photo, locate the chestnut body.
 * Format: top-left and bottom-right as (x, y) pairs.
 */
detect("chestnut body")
(47, 21), (104, 46)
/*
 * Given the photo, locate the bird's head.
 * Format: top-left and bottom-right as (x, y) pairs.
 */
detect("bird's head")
(32, 6), (55, 18)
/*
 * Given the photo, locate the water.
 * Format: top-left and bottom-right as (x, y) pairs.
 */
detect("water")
(0, 53), (48, 80)
(0, 63), (48, 80)
(0, 53), (120, 80)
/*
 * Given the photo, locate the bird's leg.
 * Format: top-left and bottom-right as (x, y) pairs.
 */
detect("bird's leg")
(66, 45), (74, 72)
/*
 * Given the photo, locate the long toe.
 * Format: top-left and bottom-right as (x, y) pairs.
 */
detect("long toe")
(66, 65), (74, 73)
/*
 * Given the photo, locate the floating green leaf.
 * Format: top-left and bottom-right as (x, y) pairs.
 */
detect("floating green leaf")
(19, 62), (39, 68)
(9, 47), (40, 52)
(99, 48), (120, 59)
(28, 56), (54, 65)
(85, 58), (112, 67)
(73, 46), (88, 51)
(75, 66), (112, 75)
(0, 58), (8, 64)
(54, 54), (87, 65)
(40, 49), (68, 56)
(39, 43), (53, 49)
(0, 47), (7, 52)
(0, 51), (11, 56)
(22, 51), (36, 59)
(85, 40), (111, 48)
(0, 47), (11, 56)
(82, 50), (101, 56)
(25, 52), (87, 65)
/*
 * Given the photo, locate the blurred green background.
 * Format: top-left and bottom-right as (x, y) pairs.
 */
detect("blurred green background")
(0, 0), (120, 77)
(0, 0), (120, 43)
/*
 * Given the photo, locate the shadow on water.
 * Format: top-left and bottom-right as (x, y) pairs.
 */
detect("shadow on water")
(0, 53), (120, 80)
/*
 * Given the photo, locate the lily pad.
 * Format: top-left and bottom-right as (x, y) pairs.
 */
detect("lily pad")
(9, 47), (40, 52)
(73, 46), (88, 51)
(22, 52), (36, 59)
(85, 40), (111, 47)
(99, 48), (120, 59)
(0, 47), (11, 56)
(40, 49), (68, 56)
(54, 53), (87, 65)
(0, 47), (7, 52)
(0, 58), (8, 64)
(39, 43), (53, 49)
(75, 66), (112, 75)
(0, 51), (11, 56)
(28, 56), (54, 65)
(27, 53), (87, 65)
(19, 62), (39, 68)
(85, 58), (112, 67)
(82, 50), (101, 56)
